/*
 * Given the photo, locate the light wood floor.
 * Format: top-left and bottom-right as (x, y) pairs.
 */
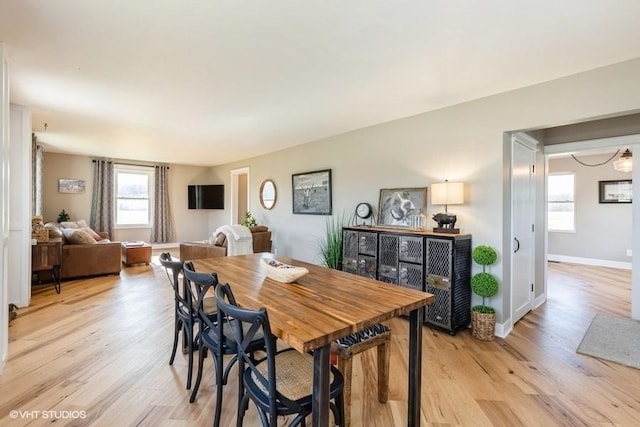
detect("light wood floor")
(2, 259), (639, 426)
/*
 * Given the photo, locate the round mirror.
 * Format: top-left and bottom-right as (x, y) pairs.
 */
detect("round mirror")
(259, 179), (277, 210)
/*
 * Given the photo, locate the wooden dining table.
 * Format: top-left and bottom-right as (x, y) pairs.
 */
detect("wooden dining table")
(194, 253), (433, 427)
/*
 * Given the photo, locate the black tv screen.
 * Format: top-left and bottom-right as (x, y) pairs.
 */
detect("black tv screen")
(188, 184), (224, 209)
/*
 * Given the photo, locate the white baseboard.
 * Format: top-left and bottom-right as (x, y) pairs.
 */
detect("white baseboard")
(151, 243), (179, 250)
(548, 254), (631, 270)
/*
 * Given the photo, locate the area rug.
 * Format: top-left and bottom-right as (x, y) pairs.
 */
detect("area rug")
(577, 313), (640, 369)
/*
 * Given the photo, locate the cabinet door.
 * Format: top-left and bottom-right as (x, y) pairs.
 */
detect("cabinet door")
(399, 235), (423, 264)
(378, 234), (398, 283)
(342, 230), (358, 274)
(357, 255), (377, 279)
(358, 232), (377, 256)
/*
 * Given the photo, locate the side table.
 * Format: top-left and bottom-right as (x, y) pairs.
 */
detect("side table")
(121, 242), (152, 266)
(32, 237), (62, 293)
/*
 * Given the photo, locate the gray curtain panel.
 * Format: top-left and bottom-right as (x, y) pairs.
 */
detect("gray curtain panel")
(150, 164), (173, 243)
(31, 134), (43, 216)
(90, 159), (114, 238)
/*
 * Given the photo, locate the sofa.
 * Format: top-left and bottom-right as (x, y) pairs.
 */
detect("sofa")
(45, 221), (122, 279)
(179, 225), (272, 261)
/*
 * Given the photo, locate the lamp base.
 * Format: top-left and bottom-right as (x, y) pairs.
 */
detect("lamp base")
(433, 227), (460, 234)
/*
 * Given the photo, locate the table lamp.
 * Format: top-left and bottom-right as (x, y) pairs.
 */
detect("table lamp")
(431, 181), (464, 233)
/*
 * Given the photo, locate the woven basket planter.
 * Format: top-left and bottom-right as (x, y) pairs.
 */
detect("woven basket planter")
(471, 310), (496, 341)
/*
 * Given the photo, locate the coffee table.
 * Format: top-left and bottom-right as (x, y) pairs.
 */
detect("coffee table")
(121, 242), (152, 266)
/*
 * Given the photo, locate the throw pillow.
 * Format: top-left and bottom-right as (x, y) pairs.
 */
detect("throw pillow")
(44, 222), (63, 237)
(60, 219), (89, 229)
(82, 227), (103, 241)
(215, 233), (226, 246)
(62, 228), (97, 244)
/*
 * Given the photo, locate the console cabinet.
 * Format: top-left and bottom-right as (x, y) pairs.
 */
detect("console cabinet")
(342, 226), (471, 334)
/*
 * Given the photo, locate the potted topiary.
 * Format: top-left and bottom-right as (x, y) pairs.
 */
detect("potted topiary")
(470, 245), (499, 341)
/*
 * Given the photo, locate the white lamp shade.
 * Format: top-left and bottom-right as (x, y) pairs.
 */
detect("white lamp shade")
(613, 149), (633, 172)
(431, 182), (464, 205)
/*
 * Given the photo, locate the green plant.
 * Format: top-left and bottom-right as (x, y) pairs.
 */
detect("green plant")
(241, 211), (257, 227)
(471, 245), (499, 314)
(57, 209), (70, 223)
(318, 213), (346, 270)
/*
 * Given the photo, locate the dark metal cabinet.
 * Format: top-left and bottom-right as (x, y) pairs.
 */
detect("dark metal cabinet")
(342, 229), (377, 279)
(342, 226), (471, 334)
(424, 235), (472, 334)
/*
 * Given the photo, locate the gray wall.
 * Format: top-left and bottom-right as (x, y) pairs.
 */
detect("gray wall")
(43, 152), (214, 243)
(207, 58), (640, 327)
(548, 153), (632, 263)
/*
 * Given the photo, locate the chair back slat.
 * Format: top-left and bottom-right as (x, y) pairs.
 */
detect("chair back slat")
(183, 262), (218, 332)
(159, 252), (192, 315)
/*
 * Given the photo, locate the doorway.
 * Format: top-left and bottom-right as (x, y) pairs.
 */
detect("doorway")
(230, 167), (250, 225)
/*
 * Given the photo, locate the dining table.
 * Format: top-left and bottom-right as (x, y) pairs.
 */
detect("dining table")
(193, 253), (434, 427)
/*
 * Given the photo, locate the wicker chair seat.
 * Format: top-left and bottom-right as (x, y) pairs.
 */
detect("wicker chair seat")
(250, 349), (338, 402)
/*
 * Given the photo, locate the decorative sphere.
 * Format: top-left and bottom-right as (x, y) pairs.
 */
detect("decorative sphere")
(472, 245), (498, 266)
(471, 272), (499, 298)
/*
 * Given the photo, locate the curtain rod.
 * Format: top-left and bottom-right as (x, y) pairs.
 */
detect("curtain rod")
(92, 159), (169, 169)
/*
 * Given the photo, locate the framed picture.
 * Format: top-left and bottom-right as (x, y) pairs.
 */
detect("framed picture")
(58, 179), (86, 194)
(599, 179), (632, 203)
(378, 187), (428, 227)
(292, 169), (332, 215)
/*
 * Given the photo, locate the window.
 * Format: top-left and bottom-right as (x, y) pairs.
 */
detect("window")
(115, 167), (154, 227)
(547, 173), (575, 232)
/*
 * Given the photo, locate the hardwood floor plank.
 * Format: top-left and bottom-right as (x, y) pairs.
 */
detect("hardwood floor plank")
(2, 261), (640, 426)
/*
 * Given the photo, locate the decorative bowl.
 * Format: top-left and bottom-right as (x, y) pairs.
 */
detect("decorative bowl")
(262, 258), (309, 283)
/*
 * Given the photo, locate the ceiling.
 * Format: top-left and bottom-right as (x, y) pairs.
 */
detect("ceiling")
(2, 1), (640, 166)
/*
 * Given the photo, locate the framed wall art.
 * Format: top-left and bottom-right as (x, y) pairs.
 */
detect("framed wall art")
(599, 179), (632, 203)
(58, 179), (86, 194)
(292, 169), (332, 215)
(378, 187), (428, 227)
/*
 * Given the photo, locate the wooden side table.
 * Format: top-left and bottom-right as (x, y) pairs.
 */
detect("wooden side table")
(32, 237), (62, 293)
(121, 242), (152, 266)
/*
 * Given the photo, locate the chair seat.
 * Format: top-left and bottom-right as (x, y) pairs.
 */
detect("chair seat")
(202, 295), (217, 315)
(335, 323), (390, 353)
(249, 348), (342, 402)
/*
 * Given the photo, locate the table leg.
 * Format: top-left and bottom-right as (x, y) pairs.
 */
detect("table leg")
(312, 344), (330, 427)
(52, 265), (61, 294)
(408, 307), (424, 426)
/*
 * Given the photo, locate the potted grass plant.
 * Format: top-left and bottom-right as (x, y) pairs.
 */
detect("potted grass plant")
(318, 214), (346, 270)
(470, 244), (499, 341)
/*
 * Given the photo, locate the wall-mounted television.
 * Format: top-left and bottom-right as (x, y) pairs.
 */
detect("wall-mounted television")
(188, 184), (224, 209)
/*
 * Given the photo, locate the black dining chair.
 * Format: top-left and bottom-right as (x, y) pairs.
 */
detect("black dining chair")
(183, 263), (266, 426)
(159, 252), (198, 390)
(215, 283), (345, 427)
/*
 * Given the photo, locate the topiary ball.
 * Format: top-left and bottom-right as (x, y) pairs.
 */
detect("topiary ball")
(472, 245), (497, 266)
(471, 272), (499, 298)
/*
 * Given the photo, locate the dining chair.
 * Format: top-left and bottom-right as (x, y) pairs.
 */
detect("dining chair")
(215, 282), (345, 427)
(332, 323), (391, 427)
(159, 252), (198, 390)
(182, 263), (265, 426)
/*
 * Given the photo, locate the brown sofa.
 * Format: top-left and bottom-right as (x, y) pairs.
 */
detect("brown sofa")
(44, 222), (122, 279)
(61, 233), (122, 279)
(179, 226), (272, 261)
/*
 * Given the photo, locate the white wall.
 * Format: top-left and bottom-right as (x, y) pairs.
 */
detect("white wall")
(0, 43), (9, 370)
(208, 58), (640, 330)
(8, 104), (31, 307)
(548, 153), (632, 264)
(42, 152), (214, 243)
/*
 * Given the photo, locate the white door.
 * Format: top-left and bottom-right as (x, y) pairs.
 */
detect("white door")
(511, 133), (536, 324)
(230, 167), (250, 225)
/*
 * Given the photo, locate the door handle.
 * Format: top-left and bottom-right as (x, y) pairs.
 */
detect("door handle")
(514, 237), (520, 253)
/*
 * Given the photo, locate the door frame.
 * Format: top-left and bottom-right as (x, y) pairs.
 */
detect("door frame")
(230, 167), (250, 225)
(510, 132), (538, 327)
(544, 134), (640, 320)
